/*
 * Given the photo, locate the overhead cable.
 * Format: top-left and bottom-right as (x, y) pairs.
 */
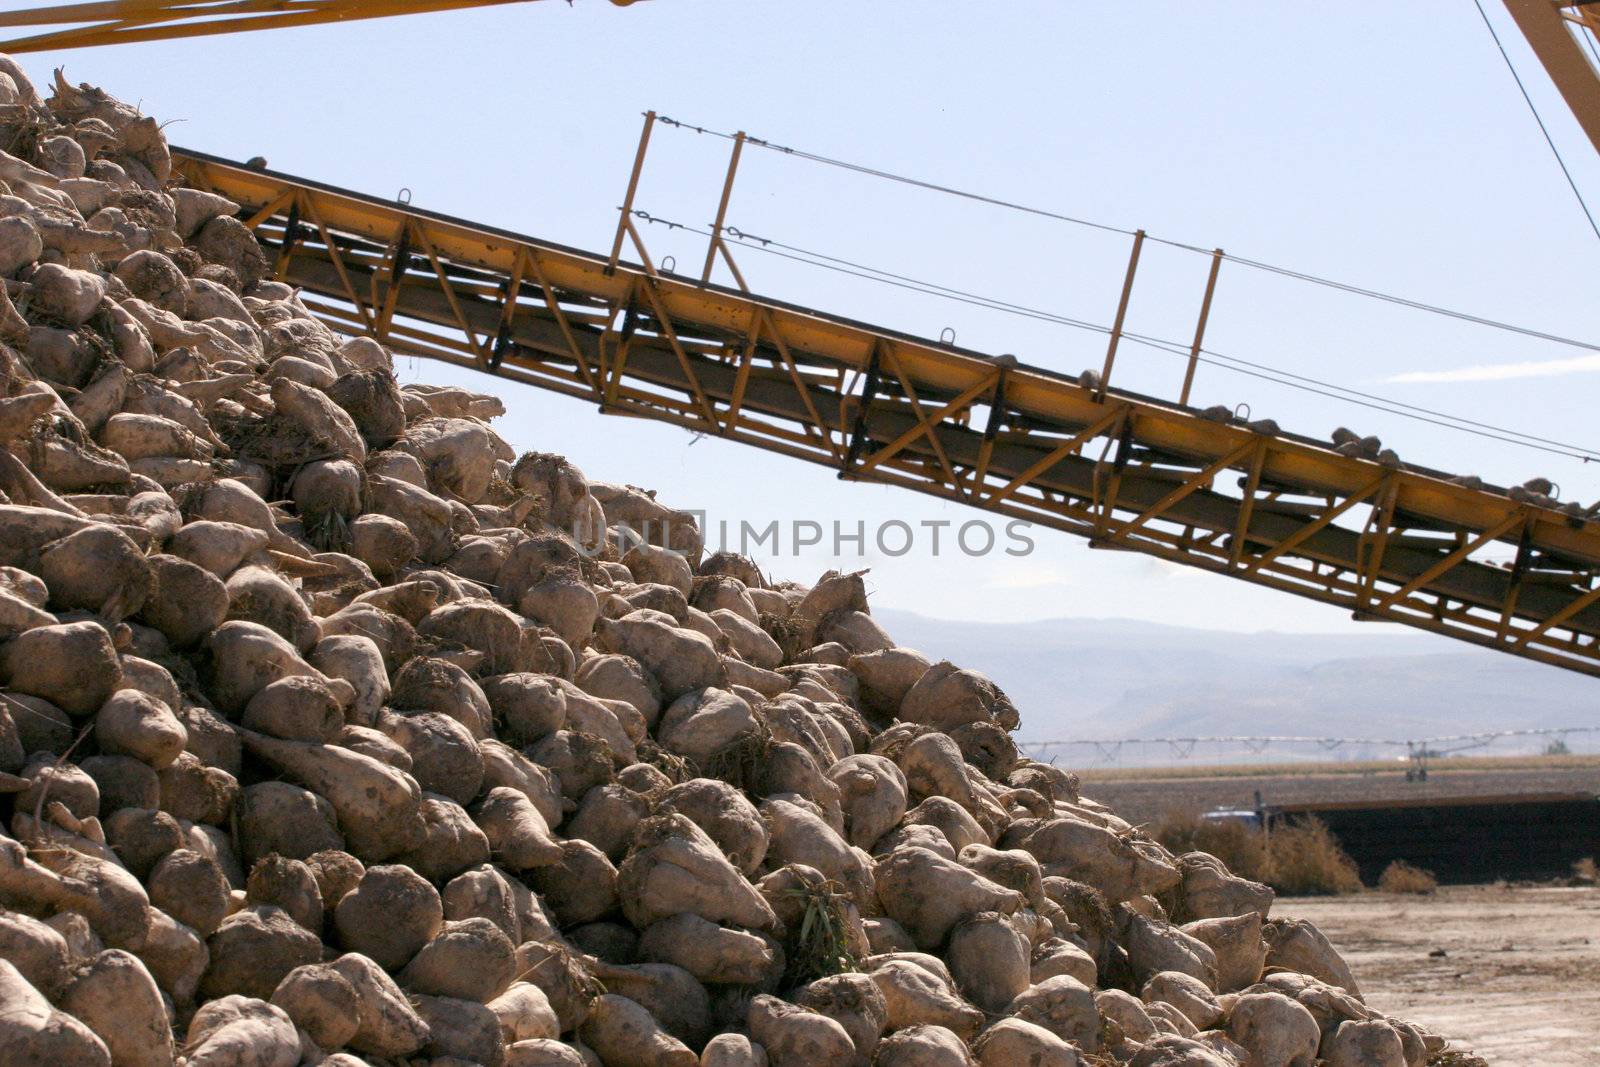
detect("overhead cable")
(1468, 0), (1600, 245)
(725, 224), (1600, 457)
(655, 112), (1600, 349)
(634, 211), (1600, 461)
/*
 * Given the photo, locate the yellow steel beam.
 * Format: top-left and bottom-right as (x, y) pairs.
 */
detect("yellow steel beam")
(0, 0), (641, 53)
(172, 147), (1600, 677)
(1502, 0), (1600, 159)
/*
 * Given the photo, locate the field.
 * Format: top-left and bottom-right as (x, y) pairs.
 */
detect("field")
(1076, 754), (1600, 826)
(1082, 757), (1600, 1063)
(1280, 887), (1600, 1067)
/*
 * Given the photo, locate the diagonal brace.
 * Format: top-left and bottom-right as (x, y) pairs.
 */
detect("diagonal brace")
(1374, 510), (1525, 612)
(1103, 439), (1257, 544)
(1245, 474), (1389, 575)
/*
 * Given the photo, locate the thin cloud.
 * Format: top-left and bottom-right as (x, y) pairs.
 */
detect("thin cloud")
(989, 565), (1072, 590)
(1386, 354), (1600, 384)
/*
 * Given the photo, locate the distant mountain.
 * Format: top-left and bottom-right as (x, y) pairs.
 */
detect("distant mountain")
(872, 610), (1599, 760)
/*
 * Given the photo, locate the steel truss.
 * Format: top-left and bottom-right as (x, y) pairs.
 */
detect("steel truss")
(171, 142), (1600, 678)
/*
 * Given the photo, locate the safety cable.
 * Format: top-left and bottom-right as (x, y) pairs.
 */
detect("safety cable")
(1469, 0), (1600, 245)
(654, 116), (1135, 239)
(655, 113), (1600, 351)
(727, 223), (1600, 456)
(711, 218), (1600, 460)
(726, 225), (1595, 451)
(632, 212), (1600, 462)
(720, 225), (1109, 333)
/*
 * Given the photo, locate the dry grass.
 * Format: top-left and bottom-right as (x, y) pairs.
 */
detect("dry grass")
(1151, 810), (1270, 883)
(1378, 860), (1439, 894)
(1264, 818), (1364, 895)
(1573, 857), (1598, 885)
(1153, 811), (1363, 895)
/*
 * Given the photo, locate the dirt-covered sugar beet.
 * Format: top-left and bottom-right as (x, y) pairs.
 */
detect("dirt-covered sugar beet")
(0, 58), (1481, 1067)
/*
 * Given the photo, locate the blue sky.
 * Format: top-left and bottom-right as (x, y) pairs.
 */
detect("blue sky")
(19, 0), (1600, 641)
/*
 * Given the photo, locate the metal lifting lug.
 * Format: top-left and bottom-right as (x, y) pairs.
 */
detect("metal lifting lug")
(983, 364), (1010, 443)
(1111, 421), (1136, 474)
(279, 200), (302, 252)
(388, 229), (414, 287)
(843, 344), (884, 474)
(490, 322), (514, 371)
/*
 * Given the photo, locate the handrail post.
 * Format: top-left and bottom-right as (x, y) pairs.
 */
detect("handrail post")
(1096, 228), (1145, 402)
(1179, 248), (1224, 406)
(702, 130), (746, 283)
(607, 110), (656, 275)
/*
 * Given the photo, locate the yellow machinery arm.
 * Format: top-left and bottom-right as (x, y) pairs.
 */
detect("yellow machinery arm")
(0, 0), (640, 54)
(171, 146), (1600, 678)
(1501, 1), (1600, 157)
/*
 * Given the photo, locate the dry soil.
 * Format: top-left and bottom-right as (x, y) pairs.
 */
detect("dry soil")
(1278, 886), (1600, 1067)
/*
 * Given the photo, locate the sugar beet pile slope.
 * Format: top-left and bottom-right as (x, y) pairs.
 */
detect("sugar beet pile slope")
(0, 62), (1466, 1067)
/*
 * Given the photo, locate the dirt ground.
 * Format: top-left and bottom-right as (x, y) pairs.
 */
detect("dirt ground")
(1279, 886), (1600, 1067)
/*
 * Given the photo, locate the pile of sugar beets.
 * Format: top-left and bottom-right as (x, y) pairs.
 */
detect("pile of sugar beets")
(0, 58), (1472, 1067)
